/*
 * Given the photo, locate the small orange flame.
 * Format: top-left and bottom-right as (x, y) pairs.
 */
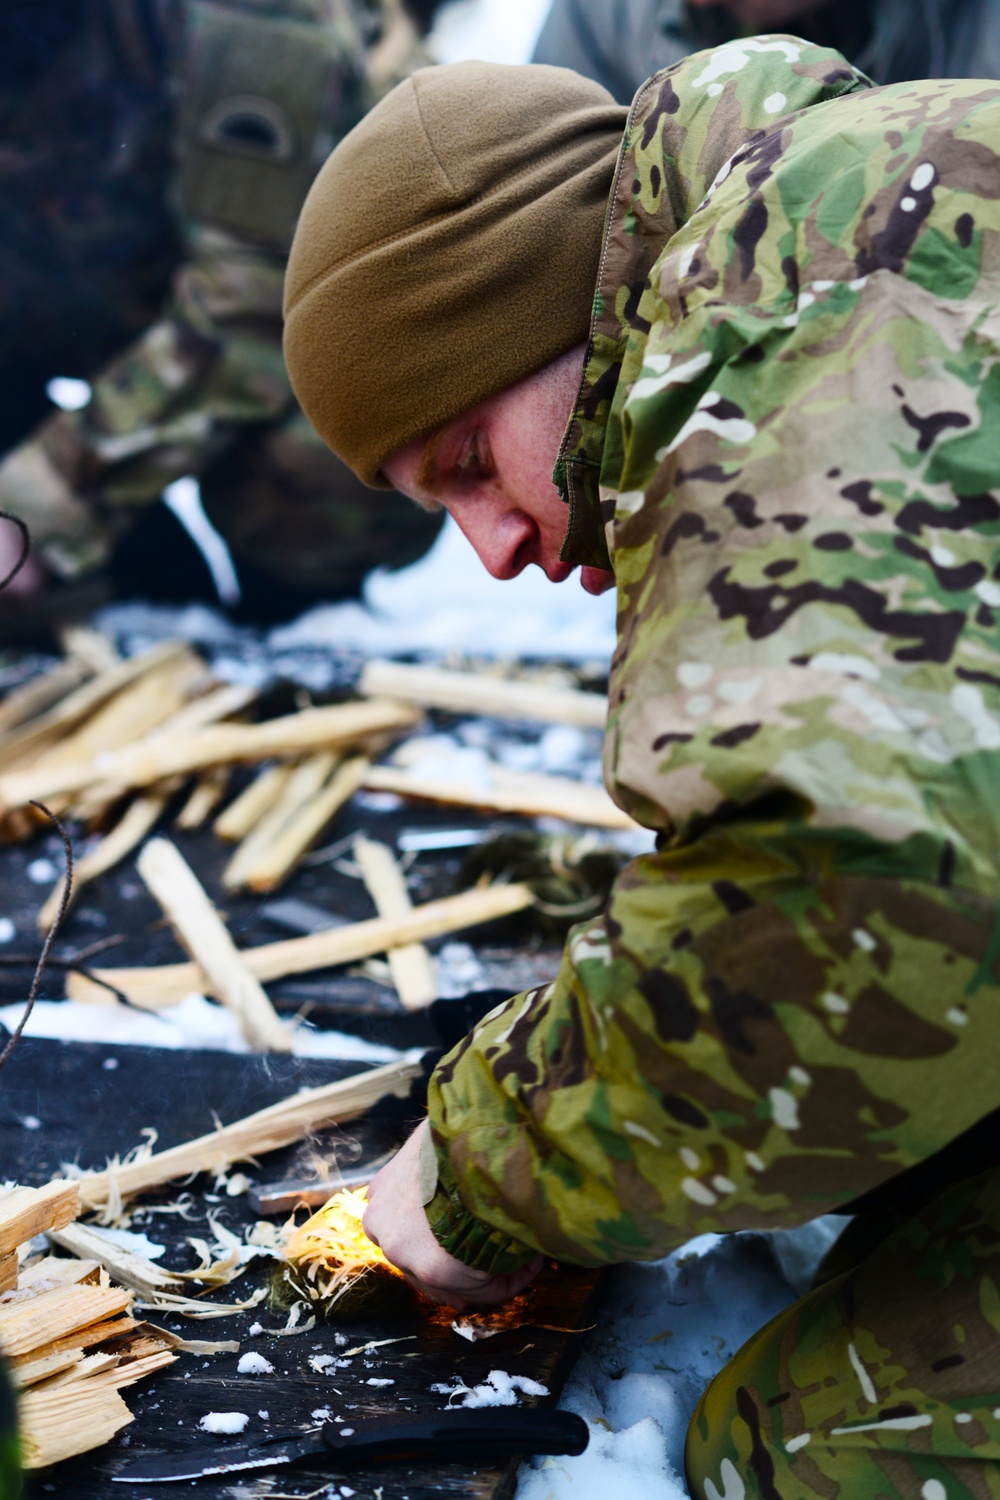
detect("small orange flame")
(281, 1188), (402, 1310)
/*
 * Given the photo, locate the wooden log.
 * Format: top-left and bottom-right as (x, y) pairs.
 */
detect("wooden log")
(0, 639), (190, 773)
(363, 762), (638, 830)
(222, 751), (338, 891)
(17, 1380), (134, 1468)
(0, 698), (419, 812)
(67, 882), (535, 1009)
(11, 1314), (138, 1367)
(0, 1182), (80, 1255)
(174, 766), (230, 830)
(37, 784), (178, 934)
(361, 658), (607, 728)
(136, 838), (291, 1053)
(213, 761), (295, 841)
(72, 1055), (423, 1211)
(224, 755), (370, 894)
(354, 836), (437, 1010)
(0, 1284), (132, 1359)
(0, 1253), (16, 1293)
(0, 659), (89, 737)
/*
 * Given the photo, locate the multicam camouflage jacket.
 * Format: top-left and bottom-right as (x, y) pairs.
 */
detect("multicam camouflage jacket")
(425, 39), (1000, 1273)
(1, 0), (431, 586)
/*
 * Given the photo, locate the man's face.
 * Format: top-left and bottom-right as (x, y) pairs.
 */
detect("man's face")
(688, 0), (829, 26)
(382, 345), (616, 596)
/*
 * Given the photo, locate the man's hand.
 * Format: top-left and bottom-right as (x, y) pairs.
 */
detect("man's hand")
(363, 1121), (543, 1310)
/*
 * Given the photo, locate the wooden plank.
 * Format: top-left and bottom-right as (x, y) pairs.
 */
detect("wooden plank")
(355, 836), (437, 1010)
(0, 1284), (132, 1359)
(361, 658), (608, 728)
(67, 883), (535, 1009)
(0, 698), (420, 811)
(136, 838), (291, 1053)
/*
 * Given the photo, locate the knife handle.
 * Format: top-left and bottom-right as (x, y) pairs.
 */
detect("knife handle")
(323, 1408), (589, 1466)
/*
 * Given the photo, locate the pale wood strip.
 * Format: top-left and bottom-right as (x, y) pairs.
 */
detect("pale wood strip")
(136, 838), (291, 1052)
(354, 836), (436, 1010)
(0, 699), (419, 812)
(213, 762), (295, 841)
(66, 883), (535, 1009)
(363, 762), (637, 830)
(225, 755), (370, 894)
(72, 1055), (423, 1211)
(361, 658), (607, 728)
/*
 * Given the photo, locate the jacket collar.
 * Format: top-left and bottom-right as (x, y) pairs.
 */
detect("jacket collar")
(554, 71), (684, 571)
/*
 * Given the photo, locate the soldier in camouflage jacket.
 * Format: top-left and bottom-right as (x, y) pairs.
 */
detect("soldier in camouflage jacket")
(311, 37), (1000, 1499)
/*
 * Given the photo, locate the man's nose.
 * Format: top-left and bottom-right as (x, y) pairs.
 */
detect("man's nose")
(454, 506), (528, 581)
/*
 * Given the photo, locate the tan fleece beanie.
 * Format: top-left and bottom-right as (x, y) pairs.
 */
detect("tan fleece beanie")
(283, 61), (627, 486)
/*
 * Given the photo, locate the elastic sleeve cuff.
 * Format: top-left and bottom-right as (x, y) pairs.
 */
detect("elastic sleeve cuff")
(423, 1134), (537, 1277)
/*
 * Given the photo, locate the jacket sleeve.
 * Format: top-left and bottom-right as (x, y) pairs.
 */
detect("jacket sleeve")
(425, 826), (1000, 1273)
(0, 227), (290, 580)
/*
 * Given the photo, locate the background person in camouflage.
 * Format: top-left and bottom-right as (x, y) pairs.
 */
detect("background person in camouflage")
(0, 0), (442, 624)
(533, 0), (1000, 104)
(283, 39), (1000, 1497)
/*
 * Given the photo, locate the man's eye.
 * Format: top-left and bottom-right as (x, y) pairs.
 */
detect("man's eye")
(457, 437), (489, 480)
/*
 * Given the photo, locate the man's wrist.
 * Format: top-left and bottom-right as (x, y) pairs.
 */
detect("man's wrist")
(423, 1130), (537, 1277)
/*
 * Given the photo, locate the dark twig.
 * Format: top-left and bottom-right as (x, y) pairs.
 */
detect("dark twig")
(0, 802), (74, 1071)
(0, 510), (30, 594)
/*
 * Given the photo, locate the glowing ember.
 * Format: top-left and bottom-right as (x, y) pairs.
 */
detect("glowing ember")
(281, 1188), (403, 1310)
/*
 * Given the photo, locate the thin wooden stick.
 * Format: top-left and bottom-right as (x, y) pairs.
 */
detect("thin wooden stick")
(174, 766), (230, 831)
(0, 640), (190, 773)
(72, 681), (256, 824)
(0, 698), (419, 812)
(221, 752), (338, 891)
(224, 755), (370, 894)
(66, 882), (535, 1009)
(0, 659), (88, 737)
(354, 837), (437, 1010)
(58, 625), (121, 676)
(213, 762), (295, 841)
(361, 658), (607, 728)
(363, 763), (637, 830)
(72, 1055), (423, 1211)
(136, 838), (291, 1052)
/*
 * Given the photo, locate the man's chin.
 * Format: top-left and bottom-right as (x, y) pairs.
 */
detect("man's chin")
(580, 566), (616, 596)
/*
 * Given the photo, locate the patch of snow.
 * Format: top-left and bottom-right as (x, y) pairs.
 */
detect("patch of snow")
(432, 1370), (549, 1408)
(515, 1226), (837, 1500)
(237, 1352), (274, 1376)
(257, 1409), (269, 1421)
(26, 858), (57, 884)
(365, 1378), (394, 1388)
(247, 1323), (263, 1337)
(0, 918), (15, 944)
(270, 519), (616, 664)
(436, 942), (486, 998)
(198, 1412), (249, 1435)
(86, 1225), (166, 1261)
(0, 993), (411, 1063)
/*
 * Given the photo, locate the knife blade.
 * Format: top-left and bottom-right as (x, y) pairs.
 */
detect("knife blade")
(113, 1407), (589, 1483)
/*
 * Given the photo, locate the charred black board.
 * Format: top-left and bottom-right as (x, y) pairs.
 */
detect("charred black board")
(4, 1039), (601, 1500)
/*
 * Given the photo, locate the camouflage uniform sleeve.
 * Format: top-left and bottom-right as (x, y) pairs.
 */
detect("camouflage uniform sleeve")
(426, 830), (1000, 1273)
(0, 225), (291, 579)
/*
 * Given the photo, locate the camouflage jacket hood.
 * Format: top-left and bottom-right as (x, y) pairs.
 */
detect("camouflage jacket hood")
(423, 39), (1000, 1274)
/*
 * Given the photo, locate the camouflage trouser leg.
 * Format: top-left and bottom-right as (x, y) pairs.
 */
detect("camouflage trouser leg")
(685, 1167), (1000, 1500)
